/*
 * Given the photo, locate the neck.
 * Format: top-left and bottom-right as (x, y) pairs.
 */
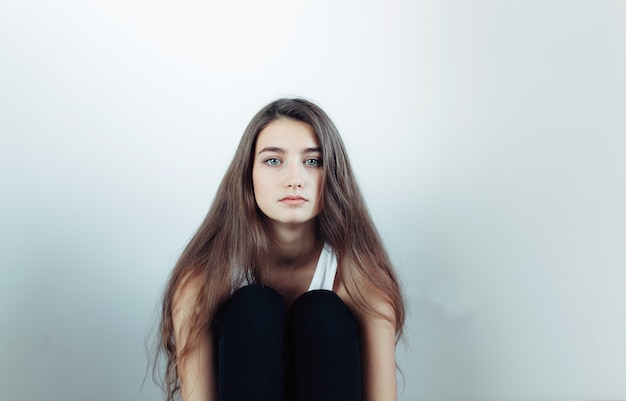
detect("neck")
(270, 220), (321, 269)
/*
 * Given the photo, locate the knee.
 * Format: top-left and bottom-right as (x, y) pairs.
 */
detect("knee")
(230, 284), (284, 308)
(290, 290), (358, 345)
(219, 284), (286, 335)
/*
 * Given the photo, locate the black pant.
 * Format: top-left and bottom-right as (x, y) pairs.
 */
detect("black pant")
(215, 284), (362, 401)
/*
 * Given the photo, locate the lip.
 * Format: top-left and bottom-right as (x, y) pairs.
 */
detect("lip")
(279, 195), (307, 205)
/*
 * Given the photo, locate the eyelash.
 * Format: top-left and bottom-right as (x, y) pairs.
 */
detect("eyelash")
(263, 158), (322, 167)
(265, 158), (281, 166)
(304, 158), (321, 167)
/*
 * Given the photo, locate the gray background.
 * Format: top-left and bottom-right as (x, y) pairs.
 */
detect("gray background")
(1, 1), (625, 400)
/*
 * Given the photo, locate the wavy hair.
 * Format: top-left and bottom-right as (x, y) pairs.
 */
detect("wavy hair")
(155, 98), (405, 401)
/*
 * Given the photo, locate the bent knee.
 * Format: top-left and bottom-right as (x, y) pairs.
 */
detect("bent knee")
(219, 284), (286, 331)
(290, 290), (357, 344)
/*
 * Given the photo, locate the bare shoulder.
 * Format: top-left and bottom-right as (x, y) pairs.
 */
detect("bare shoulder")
(172, 273), (204, 327)
(334, 279), (396, 329)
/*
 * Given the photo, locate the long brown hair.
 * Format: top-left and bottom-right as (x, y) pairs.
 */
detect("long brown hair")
(155, 98), (405, 401)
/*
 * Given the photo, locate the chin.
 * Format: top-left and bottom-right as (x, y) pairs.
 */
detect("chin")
(270, 216), (317, 226)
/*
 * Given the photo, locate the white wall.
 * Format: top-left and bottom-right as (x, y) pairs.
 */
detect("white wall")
(1, 1), (625, 400)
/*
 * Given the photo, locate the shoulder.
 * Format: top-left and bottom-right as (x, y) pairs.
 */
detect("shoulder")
(171, 266), (232, 318)
(334, 280), (396, 330)
(171, 273), (205, 333)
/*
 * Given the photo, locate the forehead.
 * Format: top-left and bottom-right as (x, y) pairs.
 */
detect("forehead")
(255, 119), (319, 151)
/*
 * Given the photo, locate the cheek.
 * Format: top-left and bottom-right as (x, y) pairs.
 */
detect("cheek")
(315, 171), (324, 194)
(314, 174), (323, 200)
(252, 171), (267, 199)
(251, 170), (261, 200)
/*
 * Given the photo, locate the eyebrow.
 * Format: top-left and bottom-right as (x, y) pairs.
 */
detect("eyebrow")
(257, 146), (322, 156)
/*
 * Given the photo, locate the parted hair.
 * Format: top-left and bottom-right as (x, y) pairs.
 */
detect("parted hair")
(155, 98), (404, 401)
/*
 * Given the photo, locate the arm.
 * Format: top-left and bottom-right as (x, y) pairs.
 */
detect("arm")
(172, 279), (218, 401)
(337, 285), (399, 401)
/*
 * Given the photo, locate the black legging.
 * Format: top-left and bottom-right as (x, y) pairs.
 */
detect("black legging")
(215, 284), (362, 401)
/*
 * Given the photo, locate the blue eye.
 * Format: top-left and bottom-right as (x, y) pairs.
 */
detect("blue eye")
(305, 158), (321, 167)
(265, 158), (281, 166)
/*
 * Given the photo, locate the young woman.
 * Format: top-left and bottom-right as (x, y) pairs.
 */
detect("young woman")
(156, 98), (405, 401)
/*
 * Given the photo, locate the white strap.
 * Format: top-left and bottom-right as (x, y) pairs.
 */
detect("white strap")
(307, 243), (337, 291)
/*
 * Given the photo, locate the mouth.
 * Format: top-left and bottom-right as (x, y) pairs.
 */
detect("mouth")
(279, 195), (307, 205)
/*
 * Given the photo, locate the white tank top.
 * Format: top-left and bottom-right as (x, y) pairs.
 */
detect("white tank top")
(307, 243), (337, 291)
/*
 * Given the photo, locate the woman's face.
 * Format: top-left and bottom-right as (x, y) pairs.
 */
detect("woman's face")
(252, 118), (323, 227)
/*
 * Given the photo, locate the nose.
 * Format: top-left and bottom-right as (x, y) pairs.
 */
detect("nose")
(285, 163), (303, 188)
